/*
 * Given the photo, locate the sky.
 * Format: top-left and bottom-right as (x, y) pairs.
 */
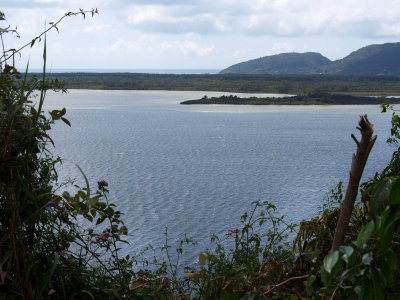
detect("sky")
(2, 0), (400, 71)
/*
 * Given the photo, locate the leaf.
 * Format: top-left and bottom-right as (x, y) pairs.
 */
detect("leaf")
(378, 249), (398, 284)
(320, 267), (331, 286)
(96, 216), (106, 225)
(119, 225), (128, 235)
(183, 272), (202, 279)
(207, 254), (217, 261)
(371, 267), (386, 290)
(389, 179), (400, 205)
(39, 254), (59, 295)
(199, 253), (207, 266)
(371, 179), (392, 215)
(87, 196), (99, 208)
(240, 292), (257, 300)
(361, 274), (374, 300)
(378, 257), (393, 284)
(70, 290), (95, 300)
(354, 285), (362, 298)
(374, 215), (384, 235)
(75, 164), (90, 198)
(61, 117), (71, 126)
(362, 253), (373, 265)
(380, 222), (395, 250)
(305, 250), (320, 260)
(323, 251), (339, 274)
(386, 249), (398, 267)
(357, 220), (375, 247)
(339, 245), (354, 264)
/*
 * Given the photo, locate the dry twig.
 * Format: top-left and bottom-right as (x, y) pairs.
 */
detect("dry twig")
(262, 274), (310, 298)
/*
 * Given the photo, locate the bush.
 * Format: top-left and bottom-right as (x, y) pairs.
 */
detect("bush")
(0, 10), (140, 299)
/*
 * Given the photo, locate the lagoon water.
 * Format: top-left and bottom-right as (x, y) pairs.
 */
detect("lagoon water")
(44, 90), (394, 262)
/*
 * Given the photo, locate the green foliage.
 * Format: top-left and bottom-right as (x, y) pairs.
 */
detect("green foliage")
(381, 103), (400, 145)
(320, 178), (400, 299)
(180, 201), (298, 299)
(318, 106), (400, 299)
(0, 63), (138, 298)
(0, 9), (146, 299)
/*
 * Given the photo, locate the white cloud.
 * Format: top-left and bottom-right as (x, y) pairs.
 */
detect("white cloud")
(127, 5), (165, 24)
(377, 23), (400, 37)
(269, 42), (295, 55)
(33, 0), (62, 3)
(232, 49), (244, 57)
(161, 40), (215, 56)
(108, 38), (141, 52)
(4, 0), (400, 69)
(83, 24), (112, 33)
(122, 0), (400, 38)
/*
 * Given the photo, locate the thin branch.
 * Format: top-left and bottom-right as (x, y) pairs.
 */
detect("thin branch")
(162, 277), (175, 300)
(351, 134), (359, 147)
(262, 274), (310, 297)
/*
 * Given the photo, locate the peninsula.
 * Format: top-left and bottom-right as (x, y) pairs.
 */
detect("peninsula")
(180, 93), (400, 105)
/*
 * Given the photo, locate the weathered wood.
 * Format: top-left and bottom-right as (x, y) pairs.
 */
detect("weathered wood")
(330, 115), (377, 252)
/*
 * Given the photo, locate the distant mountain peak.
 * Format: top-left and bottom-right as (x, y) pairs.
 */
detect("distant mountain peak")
(220, 42), (400, 75)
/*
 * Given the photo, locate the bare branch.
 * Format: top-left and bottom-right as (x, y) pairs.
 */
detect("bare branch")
(262, 274), (310, 297)
(351, 134), (359, 147)
(330, 115), (377, 252)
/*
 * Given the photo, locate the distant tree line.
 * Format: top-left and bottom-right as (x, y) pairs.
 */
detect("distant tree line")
(30, 72), (400, 95)
(181, 93), (400, 105)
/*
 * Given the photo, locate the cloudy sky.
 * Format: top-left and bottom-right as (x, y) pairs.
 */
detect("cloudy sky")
(2, 0), (400, 71)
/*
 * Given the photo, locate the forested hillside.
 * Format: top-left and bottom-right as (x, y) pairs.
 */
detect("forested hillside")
(220, 42), (400, 75)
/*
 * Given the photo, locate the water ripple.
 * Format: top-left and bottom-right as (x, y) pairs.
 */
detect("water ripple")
(46, 90), (393, 263)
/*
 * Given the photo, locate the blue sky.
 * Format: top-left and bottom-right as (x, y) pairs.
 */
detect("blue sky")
(2, 0), (400, 70)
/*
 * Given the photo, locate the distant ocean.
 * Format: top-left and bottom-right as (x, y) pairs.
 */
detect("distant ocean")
(28, 68), (221, 74)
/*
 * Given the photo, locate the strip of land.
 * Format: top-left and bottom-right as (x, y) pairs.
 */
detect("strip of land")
(37, 73), (400, 95)
(180, 93), (400, 105)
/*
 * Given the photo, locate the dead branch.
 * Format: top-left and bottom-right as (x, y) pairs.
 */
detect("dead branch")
(330, 115), (377, 252)
(262, 274), (310, 297)
(162, 277), (175, 300)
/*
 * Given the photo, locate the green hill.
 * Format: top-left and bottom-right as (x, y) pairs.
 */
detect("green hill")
(325, 43), (400, 75)
(220, 52), (331, 74)
(220, 42), (400, 75)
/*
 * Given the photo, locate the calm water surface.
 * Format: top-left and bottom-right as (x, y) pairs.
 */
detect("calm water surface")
(44, 90), (394, 262)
